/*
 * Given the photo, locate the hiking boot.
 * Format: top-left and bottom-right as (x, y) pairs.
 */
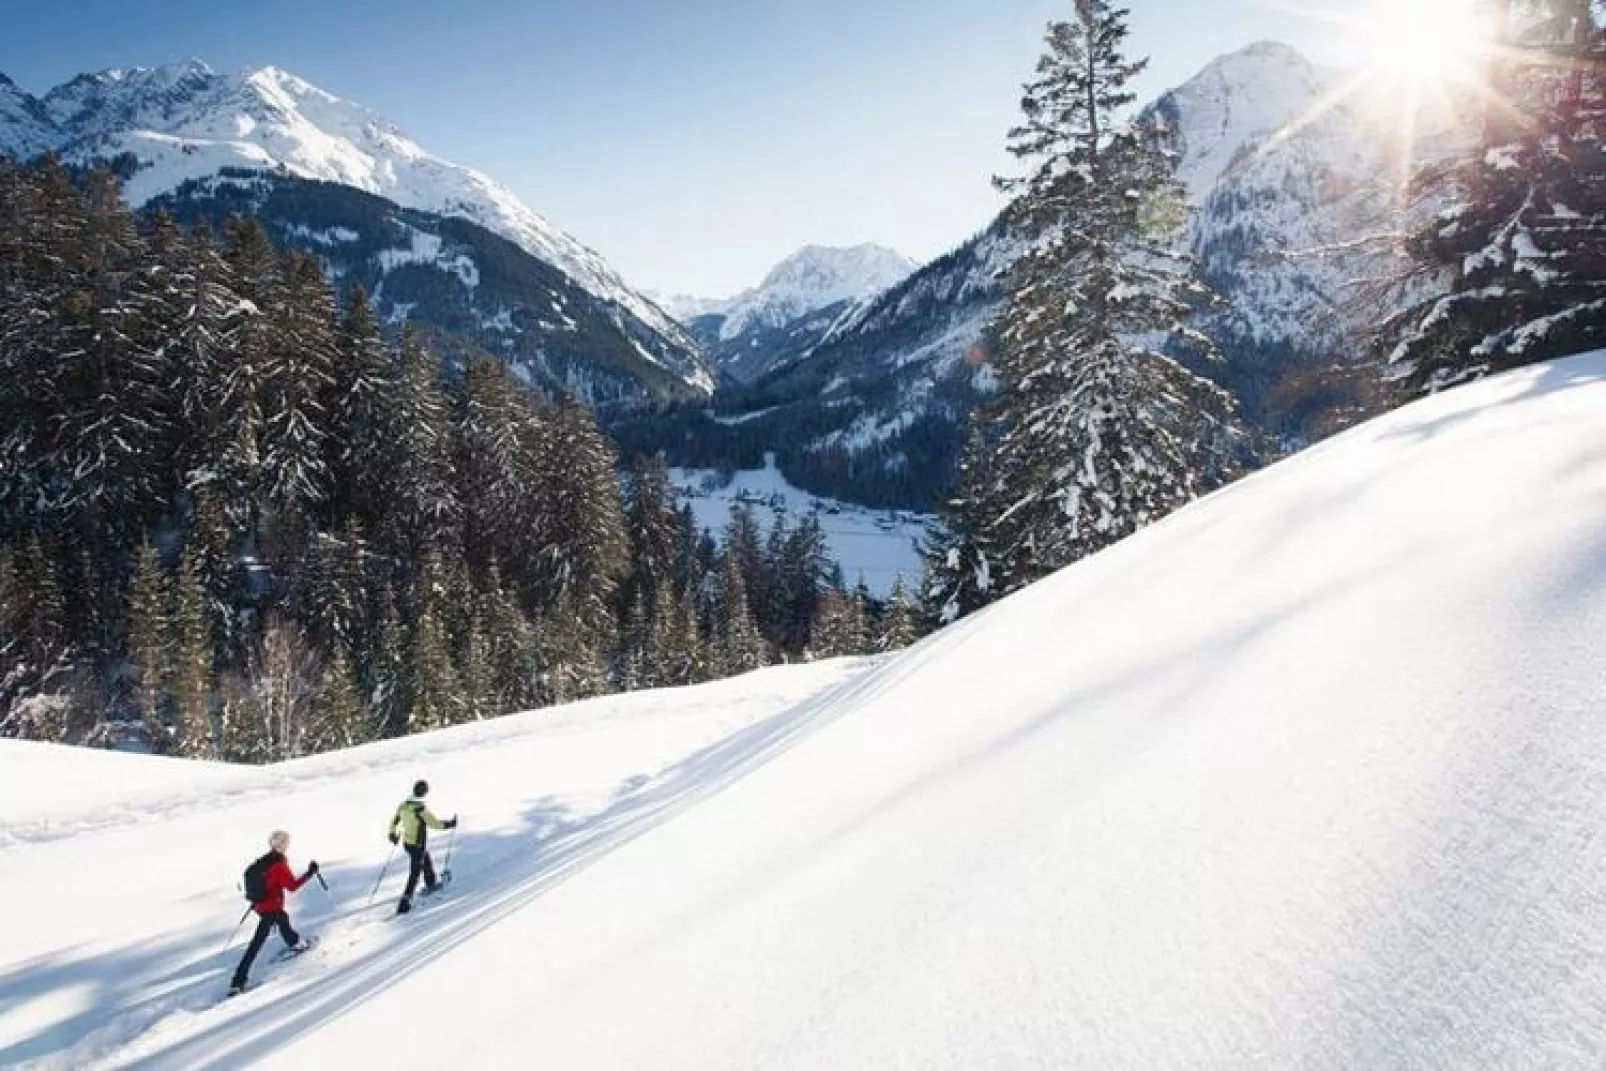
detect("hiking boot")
(396, 898), (412, 915)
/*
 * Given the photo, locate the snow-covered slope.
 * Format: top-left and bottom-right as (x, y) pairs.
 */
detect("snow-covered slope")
(8, 353), (1606, 1067)
(0, 61), (710, 394)
(681, 244), (919, 384)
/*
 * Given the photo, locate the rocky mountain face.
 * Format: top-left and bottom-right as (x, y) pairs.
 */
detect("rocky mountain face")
(0, 61), (713, 402)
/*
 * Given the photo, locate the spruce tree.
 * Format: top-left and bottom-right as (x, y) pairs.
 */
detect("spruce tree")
(389, 328), (460, 555)
(714, 552), (767, 676)
(480, 564), (540, 713)
(260, 251), (337, 562)
(879, 578), (921, 653)
(187, 487), (243, 664)
(127, 542), (169, 750)
(931, 0), (1246, 619)
(306, 649), (373, 753)
(405, 557), (464, 732)
(169, 553), (215, 758)
(811, 588), (853, 660)
(330, 286), (395, 529)
(455, 356), (536, 574)
(530, 396), (627, 658)
(1384, 2), (1605, 391)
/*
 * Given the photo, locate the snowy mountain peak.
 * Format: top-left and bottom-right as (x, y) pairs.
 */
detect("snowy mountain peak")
(1149, 40), (1337, 200)
(719, 243), (918, 341)
(758, 243), (917, 293)
(0, 60), (705, 385)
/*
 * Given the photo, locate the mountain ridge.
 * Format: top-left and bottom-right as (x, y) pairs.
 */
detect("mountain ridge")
(0, 60), (714, 397)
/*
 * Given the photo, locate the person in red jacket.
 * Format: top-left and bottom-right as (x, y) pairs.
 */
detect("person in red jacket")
(229, 829), (319, 995)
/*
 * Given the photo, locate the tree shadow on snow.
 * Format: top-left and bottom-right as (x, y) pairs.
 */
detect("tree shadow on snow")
(0, 664), (880, 1069)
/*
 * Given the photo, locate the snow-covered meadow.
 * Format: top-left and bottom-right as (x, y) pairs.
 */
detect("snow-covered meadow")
(670, 456), (930, 597)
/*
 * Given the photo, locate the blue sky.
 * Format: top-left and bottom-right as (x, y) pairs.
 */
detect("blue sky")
(1, 0), (1375, 297)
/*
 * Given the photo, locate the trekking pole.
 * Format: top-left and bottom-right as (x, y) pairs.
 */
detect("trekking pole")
(220, 905), (252, 957)
(366, 844), (398, 907)
(441, 822), (458, 885)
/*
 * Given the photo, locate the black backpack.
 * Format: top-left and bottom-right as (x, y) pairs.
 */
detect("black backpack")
(243, 852), (277, 903)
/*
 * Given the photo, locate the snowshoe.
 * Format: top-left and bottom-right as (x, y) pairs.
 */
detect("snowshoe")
(275, 937), (318, 961)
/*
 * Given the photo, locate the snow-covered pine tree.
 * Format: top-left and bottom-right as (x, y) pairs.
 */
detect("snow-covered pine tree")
(531, 395), (627, 639)
(217, 218), (279, 536)
(405, 554), (465, 732)
(714, 551), (768, 676)
(454, 356), (531, 574)
(620, 454), (682, 645)
(329, 287), (395, 530)
(186, 487), (243, 664)
(60, 169), (171, 543)
(159, 221), (247, 492)
(306, 648), (374, 753)
(297, 526), (367, 660)
(168, 552), (215, 759)
(459, 618), (494, 721)
(811, 588), (854, 660)
(878, 577), (920, 652)
(260, 251), (337, 558)
(478, 563), (540, 713)
(0, 159), (89, 534)
(366, 587), (410, 739)
(1384, 0), (1605, 391)
(0, 536), (72, 732)
(532, 588), (611, 706)
(723, 503), (765, 611)
(671, 585), (710, 685)
(930, 0), (1247, 622)
(387, 327), (460, 556)
(127, 542), (169, 750)
(923, 426), (1006, 625)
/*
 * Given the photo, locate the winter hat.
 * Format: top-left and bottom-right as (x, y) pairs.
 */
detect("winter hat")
(268, 830), (291, 853)
(413, 779), (429, 798)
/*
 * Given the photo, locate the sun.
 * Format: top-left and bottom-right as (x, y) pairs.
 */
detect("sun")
(1362, 0), (1491, 92)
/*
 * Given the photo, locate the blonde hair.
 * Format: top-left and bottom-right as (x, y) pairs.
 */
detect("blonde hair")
(268, 830), (291, 853)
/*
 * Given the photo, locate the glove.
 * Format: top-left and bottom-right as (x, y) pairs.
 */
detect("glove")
(388, 832), (399, 845)
(306, 860), (320, 876)
(446, 817), (459, 829)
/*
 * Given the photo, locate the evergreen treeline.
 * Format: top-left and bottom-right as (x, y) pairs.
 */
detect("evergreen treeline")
(0, 156), (922, 760)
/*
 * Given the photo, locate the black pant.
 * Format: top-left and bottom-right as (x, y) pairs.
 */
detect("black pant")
(232, 910), (300, 988)
(402, 843), (437, 901)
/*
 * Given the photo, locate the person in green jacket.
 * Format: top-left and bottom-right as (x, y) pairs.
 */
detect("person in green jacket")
(389, 779), (457, 914)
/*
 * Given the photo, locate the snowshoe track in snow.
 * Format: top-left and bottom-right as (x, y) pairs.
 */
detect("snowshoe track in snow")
(4, 662), (880, 1070)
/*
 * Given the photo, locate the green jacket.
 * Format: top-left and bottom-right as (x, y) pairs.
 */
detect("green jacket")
(390, 798), (445, 848)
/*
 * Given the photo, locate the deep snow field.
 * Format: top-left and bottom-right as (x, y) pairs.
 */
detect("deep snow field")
(5, 354), (1606, 1068)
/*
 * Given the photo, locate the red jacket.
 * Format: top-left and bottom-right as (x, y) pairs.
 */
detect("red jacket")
(253, 854), (311, 915)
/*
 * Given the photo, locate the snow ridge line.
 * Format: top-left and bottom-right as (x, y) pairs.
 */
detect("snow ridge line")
(77, 660), (893, 1069)
(0, 698), (718, 853)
